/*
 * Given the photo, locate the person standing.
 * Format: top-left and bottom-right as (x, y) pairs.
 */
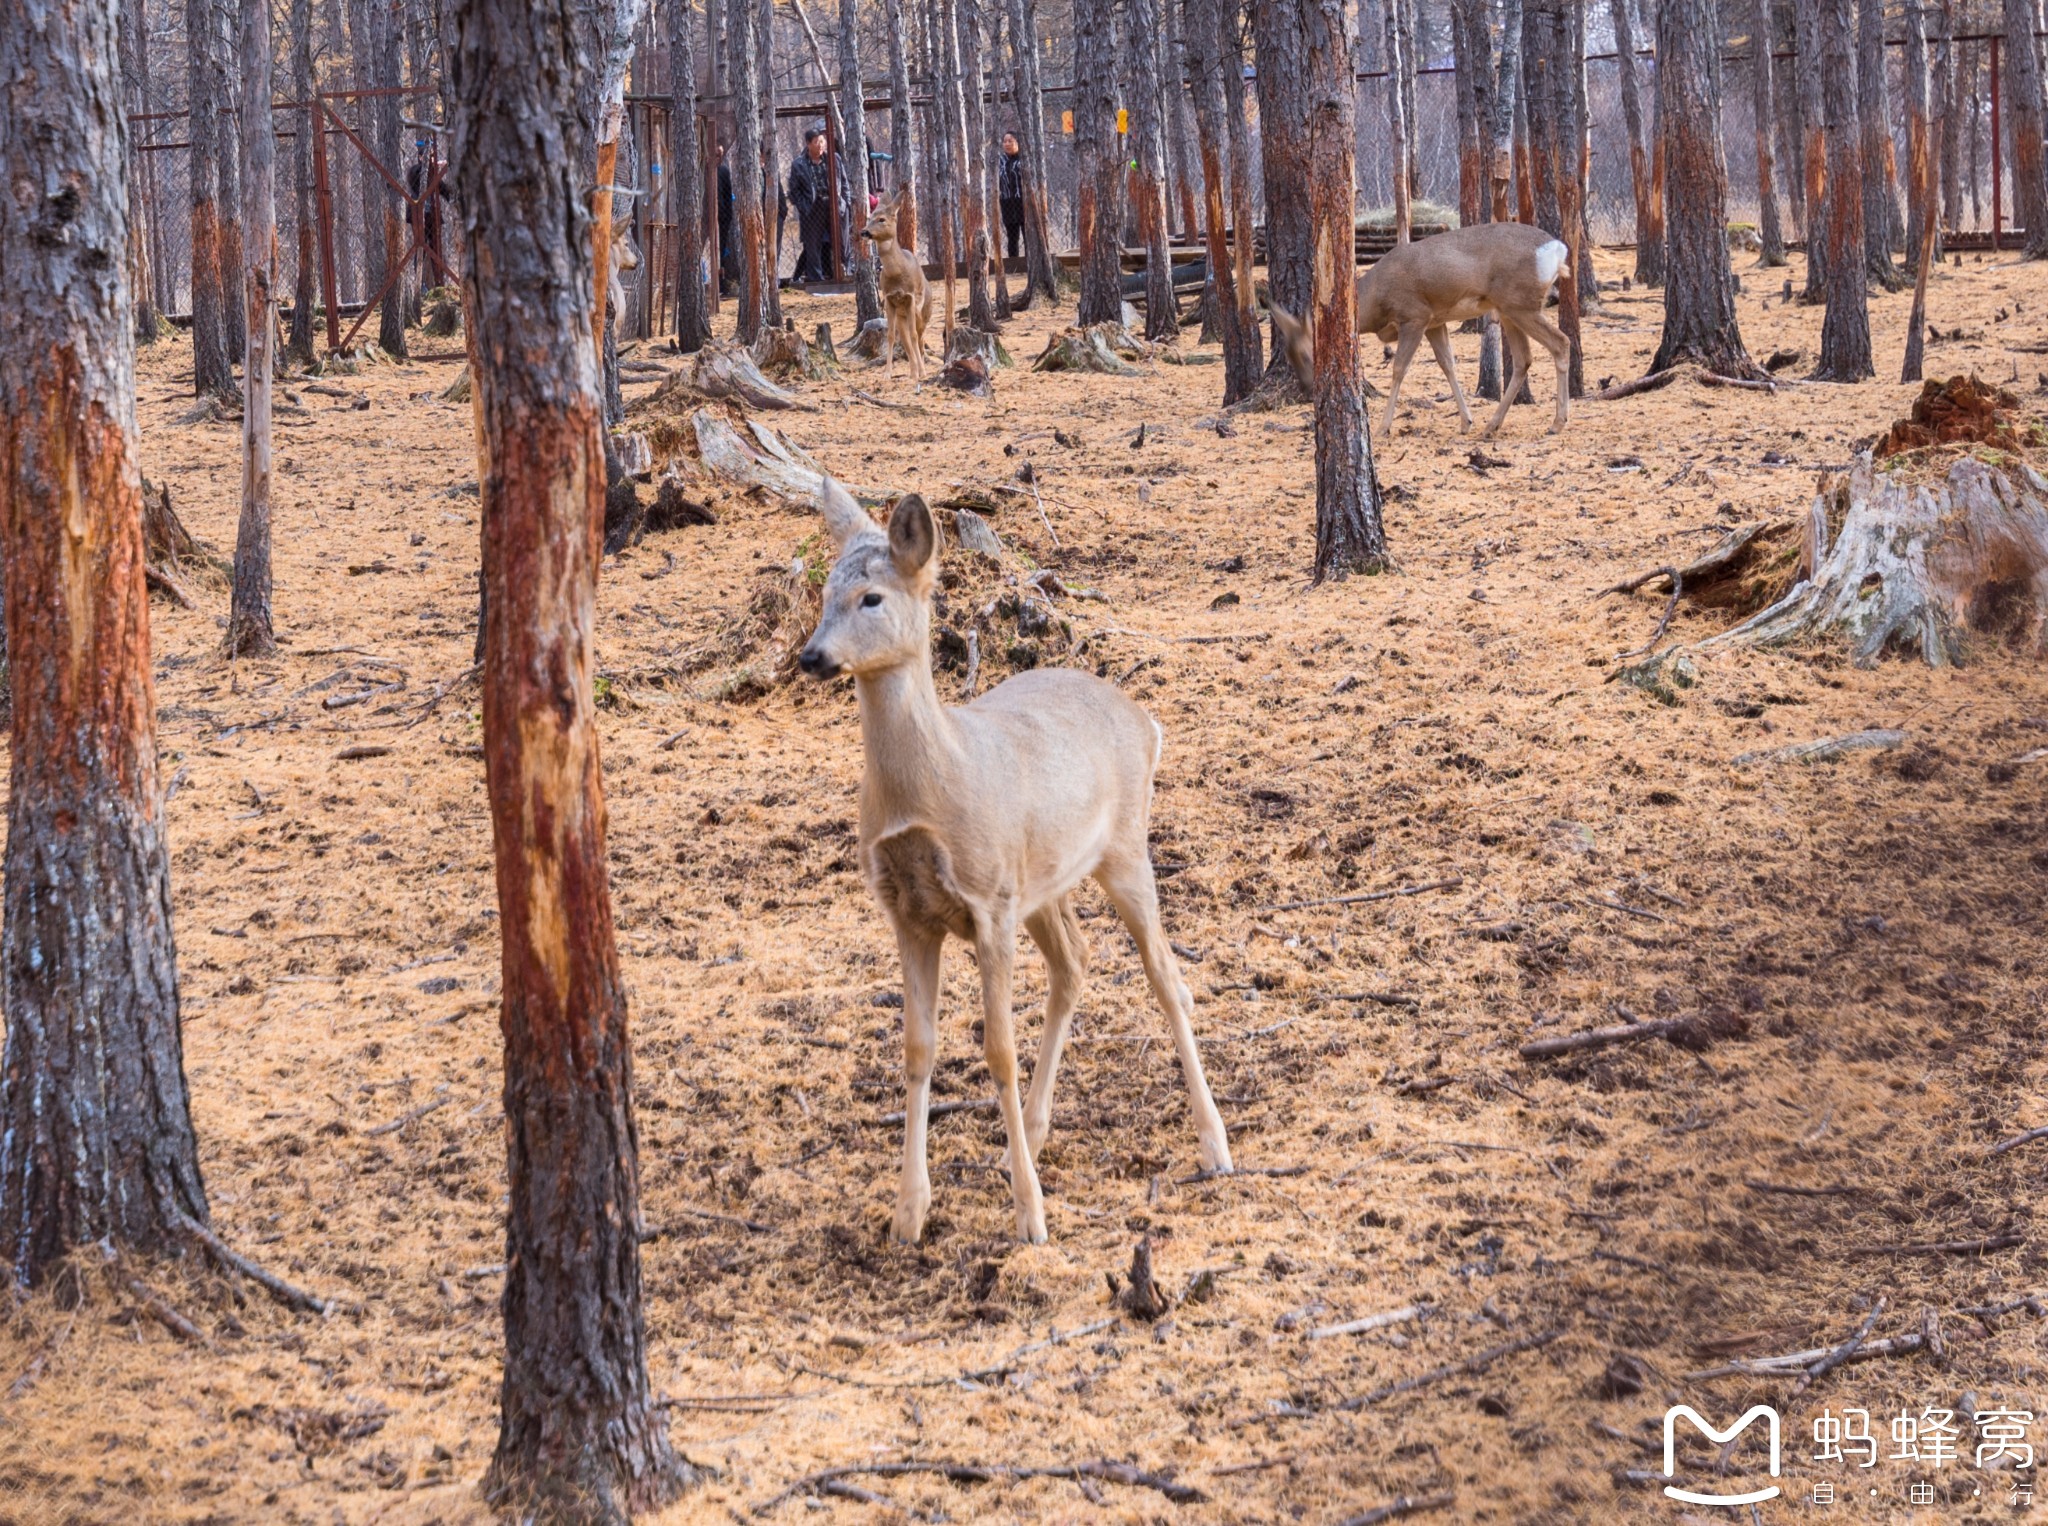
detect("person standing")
(787, 124), (834, 284)
(998, 130), (1025, 262)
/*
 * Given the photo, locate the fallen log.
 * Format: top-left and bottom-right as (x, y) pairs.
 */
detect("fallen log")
(1519, 1011), (1747, 1060)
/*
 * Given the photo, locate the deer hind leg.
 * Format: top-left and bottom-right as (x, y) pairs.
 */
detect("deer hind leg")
(1515, 308), (1573, 433)
(891, 924), (942, 1244)
(975, 907), (1047, 1243)
(1095, 855), (1232, 1175)
(1380, 325), (1426, 437)
(1425, 324), (1474, 431)
(1483, 318), (1534, 439)
(1019, 897), (1089, 1161)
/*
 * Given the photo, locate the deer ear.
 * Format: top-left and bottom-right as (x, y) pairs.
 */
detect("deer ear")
(888, 494), (936, 576)
(818, 476), (874, 549)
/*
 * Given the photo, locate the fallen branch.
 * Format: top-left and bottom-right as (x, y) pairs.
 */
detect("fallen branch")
(1330, 1328), (1565, 1412)
(1594, 365), (1776, 401)
(1733, 729), (1908, 767)
(962, 1316), (1119, 1382)
(1789, 1297), (1885, 1398)
(1957, 1296), (2046, 1319)
(1259, 878), (1462, 915)
(642, 1206), (774, 1236)
(1518, 1011), (1746, 1060)
(1848, 1233), (2024, 1258)
(179, 1212), (336, 1316)
(875, 1096), (997, 1126)
(1685, 1331), (1929, 1381)
(365, 1093), (450, 1136)
(1989, 1125), (2048, 1157)
(1335, 1493), (1459, 1526)
(753, 1457), (1204, 1514)
(1307, 1304), (1428, 1342)
(101, 1244), (208, 1346)
(1310, 991), (1422, 1009)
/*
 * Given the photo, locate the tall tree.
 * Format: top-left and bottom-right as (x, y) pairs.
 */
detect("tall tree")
(1217, 0), (1260, 342)
(1651, 0), (1763, 376)
(756, 0), (782, 329)
(2006, 0), (2048, 256)
(286, 0), (320, 365)
(1253, 0), (1314, 320)
(1184, 0), (1261, 399)
(1902, 0), (1938, 379)
(1162, 0), (1201, 242)
(839, 0), (883, 328)
(1793, 0), (1829, 299)
(949, 0), (997, 330)
(373, 0), (409, 355)
(1751, 0), (1788, 263)
(1128, 0), (1180, 338)
(217, 0), (247, 359)
(670, 0), (713, 350)
(1300, 0), (1387, 579)
(229, 0), (278, 657)
(189, 0), (234, 393)
(119, 0), (160, 342)
(1382, 0), (1414, 241)
(885, 0), (919, 252)
(1937, 0), (1961, 240)
(1527, 0), (1582, 390)
(973, 0), (1015, 318)
(1857, 0), (1903, 283)
(1004, 0), (1059, 301)
(1491, 0), (1522, 225)
(730, 0), (769, 339)
(442, 0), (691, 1510)
(1, 0), (212, 1283)
(1814, 0), (1873, 376)
(1568, 0), (1597, 309)
(1772, 0), (1806, 233)
(1608, 0), (1662, 283)
(1074, 0), (1123, 323)
(1451, 0), (1487, 229)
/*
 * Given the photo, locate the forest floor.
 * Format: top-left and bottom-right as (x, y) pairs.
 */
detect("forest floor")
(1, 247), (2044, 1526)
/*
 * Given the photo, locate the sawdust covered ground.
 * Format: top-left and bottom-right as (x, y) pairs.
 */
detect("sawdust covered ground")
(2, 249), (2045, 1526)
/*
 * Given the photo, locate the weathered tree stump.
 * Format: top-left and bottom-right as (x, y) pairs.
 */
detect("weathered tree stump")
(423, 294), (463, 337)
(752, 323), (837, 383)
(441, 366), (471, 402)
(1032, 323), (1149, 376)
(945, 325), (1011, 368)
(848, 317), (890, 360)
(937, 354), (993, 395)
(690, 338), (814, 409)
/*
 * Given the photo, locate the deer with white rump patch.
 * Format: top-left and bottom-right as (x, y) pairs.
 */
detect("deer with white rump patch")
(1272, 221), (1573, 439)
(859, 186), (934, 382)
(798, 480), (1232, 1244)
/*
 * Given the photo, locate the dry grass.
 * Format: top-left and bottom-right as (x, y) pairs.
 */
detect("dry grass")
(0, 248), (2044, 1525)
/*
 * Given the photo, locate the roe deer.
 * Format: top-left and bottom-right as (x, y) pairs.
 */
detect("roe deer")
(606, 215), (641, 327)
(798, 480), (1232, 1244)
(1273, 221), (1572, 439)
(859, 187), (933, 381)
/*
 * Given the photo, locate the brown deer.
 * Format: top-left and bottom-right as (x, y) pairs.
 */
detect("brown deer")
(1273, 221), (1573, 439)
(798, 479), (1232, 1244)
(859, 186), (933, 381)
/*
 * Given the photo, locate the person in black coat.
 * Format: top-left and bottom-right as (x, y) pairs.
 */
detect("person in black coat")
(787, 125), (835, 284)
(998, 132), (1025, 262)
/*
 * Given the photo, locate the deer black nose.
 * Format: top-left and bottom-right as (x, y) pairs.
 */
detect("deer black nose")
(798, 646), (838, 679)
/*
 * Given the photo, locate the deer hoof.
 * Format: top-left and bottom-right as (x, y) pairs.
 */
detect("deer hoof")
(1015, 1206), (1048, 1245)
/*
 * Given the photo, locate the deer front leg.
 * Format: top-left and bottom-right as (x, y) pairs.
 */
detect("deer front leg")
(892, 925), (942, 1244)
(1380, 326), (1426, 437)
(1425, 324), (1474, 431)
(1020, 899), (1088, 1161)
(977, 910), (1046, 1243)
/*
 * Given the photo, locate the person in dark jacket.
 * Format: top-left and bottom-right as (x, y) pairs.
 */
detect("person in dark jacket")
(998, 131), (1025, 262)
(787, 125), (835, 284)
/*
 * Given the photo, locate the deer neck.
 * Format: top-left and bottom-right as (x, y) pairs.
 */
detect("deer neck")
(854, 656), (958, 812)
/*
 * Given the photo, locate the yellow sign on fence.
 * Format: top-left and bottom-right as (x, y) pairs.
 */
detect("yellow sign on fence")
(1116, 107), (1129, 134)
(1062, 110), (1074, 133)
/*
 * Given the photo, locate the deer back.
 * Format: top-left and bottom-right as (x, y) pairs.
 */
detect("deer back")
(1357, 221), (1567, 337)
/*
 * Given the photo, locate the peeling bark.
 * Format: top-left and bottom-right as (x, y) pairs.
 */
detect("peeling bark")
(1793, 0), (1829, 300)
(1857, 0), (1903, 284)
(1075, 0), (1123, 325)
(1609, 0), (1662, 285)
(1127, 0), (1180, 340)
(1184, 0), (1261, 401)
(1814, 0), (1873, 380)
(189, 0), (233, 394)
(228, 0), (278, 657)
(2005, 0), (2048, 258)
(1751, 0), (1788, 264)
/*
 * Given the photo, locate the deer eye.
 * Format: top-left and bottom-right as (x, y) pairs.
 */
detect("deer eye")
(861, 591), (884, 609)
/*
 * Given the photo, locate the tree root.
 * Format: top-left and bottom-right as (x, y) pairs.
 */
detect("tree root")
(1594, 364), (1778, 401)
(179, 1212), (338, 1316)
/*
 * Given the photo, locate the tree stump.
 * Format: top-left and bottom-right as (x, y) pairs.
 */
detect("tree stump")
(690, 338), (815, 409)
(1032, 323), (1149, 376)
(848, 317), (890, 360)
(945, 325), (1012, 368)
(423, 294), (463, 337)
(936, 354), (993, 395)
(441, 366), (472, 402)
(751, 324), (837, 384)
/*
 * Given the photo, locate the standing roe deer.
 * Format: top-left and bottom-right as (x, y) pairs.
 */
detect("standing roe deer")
(859, 187), (933, 381)
(798, 480), (1232, 1244)
(1272, 221), (1572, 439)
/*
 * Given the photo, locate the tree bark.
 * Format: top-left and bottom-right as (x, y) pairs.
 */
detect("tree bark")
(1254, 0), (1314, 321)
(731, 0), (769, 340)
(885, 0), (920, 252)
(1651, 0), (1763, 377)
(1936, 0), (1960, 239)
(1184, 0), (1261, 400)
(1128, 0), (1180, 339)
(756, 0), (782, 329)
(1382, 0), (1413, 241)
(217, 0), (246, 360)
(671, 0), (714, 350)
(1075, 0), (1123, 324)
(1814, 0), (1873, 377)
(120, 0), (160, 343)
(2006, 0), (2048, 256)
(1218, 0), (1260, 343)
(950, 0), (997, 330)
(1528, 0), (1583, 392)
(1163, 0), (1201, 242)
(189, 0), (233, 393)
(443, 0), (690, 1511)
(1609, 0), (1662, 284)
(923, 0), (966, 341)
(229, 0), (278, 657)
(1452, 0), (1487, 229)
(1300, 0), (1388, 580)
(1004, 0), (1059, 301)
(1857, 0), (1904, 283)
(1902, 0), (1937, 380)
(974, 0), (1015, 319)
(1773, 0), (1806, 233)
(0, 0), (212, 1285)
(839, 0), (883, 328)
(1752, 0), (1788, 263)
(286, 0), (320, 365)
(374, 0), (409, 355)
(1793, 0), (1829, 298)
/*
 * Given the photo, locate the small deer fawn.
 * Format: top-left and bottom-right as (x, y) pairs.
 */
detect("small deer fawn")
(1273, 221), (1572, 439)
(859, 187), (933, 381)
(798, 480), (1232, 1244)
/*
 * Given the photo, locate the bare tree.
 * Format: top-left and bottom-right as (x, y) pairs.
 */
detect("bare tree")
(1075, 0), (1123, 323)
(1651, 0), (1763, 376)
(1451, 0), (1487, 228)
(1608, 0), (1661, 285)
(1814, 0), (1873, 377)
(731, 0), (769, 338)
(1218, 0), (1260, 339)
(286, 0), (320, 365)
(1383, 0), (1414, 241)
(1, 0), (212, 1283)
(1772, 0), (1806, 233)
(1253, 0), (1313, 321)
(885, 0), (920, 251)
(1185, 0), (1260, 398)
(1857, 0), (1903, 284)
(1163, 0), (1201, 242)
(218, 0), (246, 359)
(671, 0), (714, 350)
(950, 0), (997, 330)
(2007, 0), (2048, 256)
(1128, 0), (1180, 338)
(1004, 0), (1059, 301)
(839, 0), (883, 328)
(189, 0), (234, 393)
(229, 0), (278, 657)
(757, 0), (782, 329)
(1526, 0), (1582, 390)
(1937, 0), (1960, 240)
(120, 0), (160, 343)
(1793, 0), (1828, 299)
(441, 0), (692, 1511)
(1902, 0), (1937, 379)
(1751, 0), (1788, 263)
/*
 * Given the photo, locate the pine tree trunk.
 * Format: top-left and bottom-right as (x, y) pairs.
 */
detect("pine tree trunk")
(120, 0), (160, 343)
(1218, 0), (1259, 339)
(1773, 0), (1807, 233)
(1528, 0), (1584, 391)
(0, 0), (212, 1285)
(1253, 0), (1314, 319)
(1903, 0), (1937, 380)
(1652, 0), (1763, 376)
(286, 0), (319, 364)
(217, 0), (246, 360)
(973, 0), (1014, 319)
(229, 0), (278, 657)
(949, 0), (996, 331)
(1569, 0), (1597, 310)
(1814, 0), (1873, 377)
(374, 0), (409, 355)
(1128, 0), (1180, 339)
(834, 0), (881, 328)
(2007, 0), (2048, 255)
(1005, 0), (1059, 301)
(1753, 0), (1789, 263)
(1075, 0), (1124, 324)
(672, 0), (714, 350)
(757, 0), (782, 329)
(443, 0), (690, 1512)
(1609, 0), (1662, 284)
(189, 0), (233, 394)
(1185, 0), (1261, 400)
(885, 0), (920, 253)
(731, 0), (769, 340)
(1857, 0), (1903, 283)
(1382, 0), (1413, 242)
(1163, 0), (1201, 242)
(1793, 0), (1829, 299)
(1937, 0), (1960, 237)
(1452, 0), (1486, 229)
(1299, 0), (1387, 581)
(1523, 7), (1561, 235)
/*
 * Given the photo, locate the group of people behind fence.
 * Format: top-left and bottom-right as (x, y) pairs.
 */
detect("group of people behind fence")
(713, 126), (1028, 294)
